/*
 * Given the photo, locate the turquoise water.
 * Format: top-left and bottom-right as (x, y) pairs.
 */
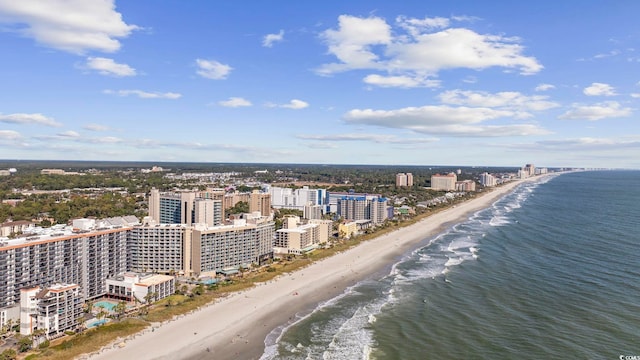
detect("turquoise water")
(262, 171), (640, 359)
(94, 300), (117, 311)
(87, 319), (108, 328)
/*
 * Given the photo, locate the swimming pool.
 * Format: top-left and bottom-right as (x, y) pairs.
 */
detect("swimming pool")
(86, 319), (108, 328)
(94, 300), (117, 311)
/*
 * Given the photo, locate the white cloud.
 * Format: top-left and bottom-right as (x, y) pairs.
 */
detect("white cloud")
(317, 15), (542, 86)
(93, 136), (122, 143)
(396, 15), (450, 36)
(85, 57), (136, 77)
(559, 101), (632, 121)
(281, 99), (309, 109)
(631, 93), (640, 98)
(593, 50), (620, 59)
(318, 15), (392, 74)
(343, 105), (550, 137)
(218, 97), (252, 107)
(306, 142), (338, 149)
(462, 76), (477, 84)
(83, 123), (110, 131)
(505, 137), (640, 152)
(195, 59), (232, 80)
(0, 0), (138, 54)
(438, 90), (559, 112)
(103, 89), (182, 99)
(0, 113), (62, 127)
(262, 30), (284, 47)
(57, 130), (80, 137)
(0, 130), (21, 140)
(535, 83), (555, 91)
(363, 74), (440, 88)
(297, 133), (438, 144)
(583, 82), (617, 96)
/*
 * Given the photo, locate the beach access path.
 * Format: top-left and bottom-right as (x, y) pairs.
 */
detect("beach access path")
(88, 176), (539, 360)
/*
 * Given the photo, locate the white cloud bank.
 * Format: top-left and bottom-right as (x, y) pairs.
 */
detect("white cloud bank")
(317, 15), (542, 88)
(559, 101), (632, 121)
(583, 82), (617, 96)
(0, 0), (138, 54)
(343, 105), (550, 137)
(0, 113), (62, 127)
(0, 130), (22, 140)
(83, 123), (110, 131)
(297, 133), (438, 144)
(438, 90), (559, 114)
(103, 89), (182, 99)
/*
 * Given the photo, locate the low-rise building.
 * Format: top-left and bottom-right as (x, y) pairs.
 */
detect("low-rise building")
(338, 221), (358, 239)
(455, 180), (476, 192)
(274, 216), (330, 255)
(106, 272), (175, 303)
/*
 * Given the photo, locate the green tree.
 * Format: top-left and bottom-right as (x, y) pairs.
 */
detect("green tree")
(17, 335), (32, 352)
(0, 348), (17, 360)
(227, 201), (249, 215)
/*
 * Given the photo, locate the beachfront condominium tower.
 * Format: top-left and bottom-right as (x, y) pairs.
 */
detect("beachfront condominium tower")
(479, 172), (497, 187)
(149, 189), (222, 226)
(337, 196), (389, 224)
(269, 186), (326, 211)
(430, 173), (457, 191)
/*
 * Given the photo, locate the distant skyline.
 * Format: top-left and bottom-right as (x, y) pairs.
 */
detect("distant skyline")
(0, 1), (639, 168)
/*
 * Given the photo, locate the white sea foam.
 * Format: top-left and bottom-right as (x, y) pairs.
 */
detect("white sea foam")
(261, 284), (365, 360)
(489, 215), (509, 226)
(322, 300), (384, 360)
(444, 256), (464, 267)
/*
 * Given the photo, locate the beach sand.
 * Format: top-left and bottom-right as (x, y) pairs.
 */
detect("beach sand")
(88, 178), (534, 360)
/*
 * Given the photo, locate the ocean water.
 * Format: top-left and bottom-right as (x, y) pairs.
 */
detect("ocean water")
(260, 171), (640, 360)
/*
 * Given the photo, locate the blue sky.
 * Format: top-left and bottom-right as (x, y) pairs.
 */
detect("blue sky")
(0, 1), (639, 168)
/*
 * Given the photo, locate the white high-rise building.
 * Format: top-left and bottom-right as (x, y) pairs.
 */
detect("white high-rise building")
(479, 173), (497, 187)
(269, 186), (326, 210)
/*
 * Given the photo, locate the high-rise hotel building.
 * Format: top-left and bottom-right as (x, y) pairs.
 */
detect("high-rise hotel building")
(0, 213), (275, 328)
(149, 189), (223, 227)
(430, 173), (458, 191)
(0, 218), (135, 325)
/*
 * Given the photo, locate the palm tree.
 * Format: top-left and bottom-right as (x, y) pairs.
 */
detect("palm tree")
(114, 301), (127, 320)
(76, 316), (85, 333)
(144, 292), (157, 305)
(96, 309), (107, 326)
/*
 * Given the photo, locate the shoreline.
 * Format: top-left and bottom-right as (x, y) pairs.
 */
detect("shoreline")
(88, 175), (549, 360)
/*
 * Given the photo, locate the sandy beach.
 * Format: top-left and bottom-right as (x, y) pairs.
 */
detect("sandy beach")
(88, 177), (535, 360)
